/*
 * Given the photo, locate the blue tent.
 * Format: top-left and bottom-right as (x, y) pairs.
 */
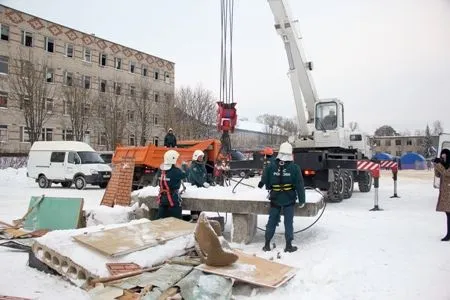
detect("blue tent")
(372, 152), (393, 161)
(400, 152), (426, 170)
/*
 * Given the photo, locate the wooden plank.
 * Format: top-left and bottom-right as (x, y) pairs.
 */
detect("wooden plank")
(73, 218), (195, 257)
(22, 196), (84, 231)
(140, 196), (324, 217)
(106, 263), (142, 276)
(195, 249), (297, 288)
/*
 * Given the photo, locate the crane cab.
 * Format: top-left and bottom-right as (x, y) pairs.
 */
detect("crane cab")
(312, 99), (350, 149)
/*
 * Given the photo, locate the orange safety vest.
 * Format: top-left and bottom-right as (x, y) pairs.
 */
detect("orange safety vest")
(157, 170), (175, 207)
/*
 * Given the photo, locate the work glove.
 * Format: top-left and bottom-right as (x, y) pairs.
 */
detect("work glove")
(257, 181), (264, 189)
(298, 203), (305, 209)
(203, 182), (210, 188)
(433, 157), (441, 164)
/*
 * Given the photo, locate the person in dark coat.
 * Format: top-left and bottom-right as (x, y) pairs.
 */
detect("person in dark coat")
(260, 142), (305, 253)
(433, 148), (450, 241)
(154, 149), (186, 219)
(258, 147), (275, 189)
(164, 128), (177, 148)
(188, 150), (210, 188)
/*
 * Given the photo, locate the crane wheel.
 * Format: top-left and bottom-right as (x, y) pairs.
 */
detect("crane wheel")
(342, 170), (354, 199)
(326, 170), (344, 203)
(358, 171), (372, 193)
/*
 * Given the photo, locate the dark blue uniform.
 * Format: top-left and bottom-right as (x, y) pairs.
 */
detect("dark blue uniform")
(155, 166), (186, 219)
(261, 159), (305, 249)
(188, 161), (208, 187)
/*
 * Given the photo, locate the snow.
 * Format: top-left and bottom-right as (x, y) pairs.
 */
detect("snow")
(85, 203), (137, 226)
(35, 219), (195, 283)
(1, 168), (450, 299)
(133, 179), (323, 203)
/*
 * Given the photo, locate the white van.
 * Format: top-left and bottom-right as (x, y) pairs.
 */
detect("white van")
(27, 141), (112, 190)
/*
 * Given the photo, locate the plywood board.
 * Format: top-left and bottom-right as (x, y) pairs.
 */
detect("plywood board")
(73, 217), (195, 257)
(195, 249), (297, 288)
(23, 196), (83, 231)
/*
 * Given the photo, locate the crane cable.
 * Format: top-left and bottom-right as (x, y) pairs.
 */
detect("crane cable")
(220, 0), (234, 104)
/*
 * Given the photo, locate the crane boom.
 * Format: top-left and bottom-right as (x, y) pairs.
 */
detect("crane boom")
(268, 0), (319, 136)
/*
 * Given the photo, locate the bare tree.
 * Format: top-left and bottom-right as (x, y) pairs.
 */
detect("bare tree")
(95, 79), (128, 150)
(131, 78), (156, 146)
(432, 120), (443, 135)
(61, 75), (93, 141)
(3, 49), (57, 144)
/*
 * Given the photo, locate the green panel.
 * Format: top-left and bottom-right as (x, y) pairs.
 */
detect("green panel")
(23, 196), (83, 231)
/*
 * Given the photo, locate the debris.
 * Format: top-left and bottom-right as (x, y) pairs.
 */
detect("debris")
(88, 284), (124, 300)
(0, 228), (49, 239)
(0, 239), (34, 252)
(196, 249), (297, 288)
(20, 196), (84, 231)
(166, 256), (201, 267)
(194, 212), (238, 267)
(0, 296), (32, 300)
(106, 263), (143, 276)
(177, 269), (233, 300)
(73, 217), (195, 257)
(100, 157), (135, 207)
(13, 194), (45, 227)
(90, 265), (163, 286)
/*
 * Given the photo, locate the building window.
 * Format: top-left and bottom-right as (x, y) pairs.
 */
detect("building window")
(128, 134), (135, 146)
(1, 24), (9, 41)
(84, 104), (90, 116)
(64, 71), (73, 86)
(114, 82), (121, 95)
(385, 140), (391, 146)
(395, 139), (401, 146)
(154, 93), (159, 102)
(63, 129), (73, 141)
(164, 72), (170, 83)
(406, 140), (412, 146)
(0, 125), (7, 142)
(20, 126), (30, 142)
(142, 89), (149, 100)
(373, 140), (380, 146)
(142, 66), (148, 77)
(130, 61), (135, 73)
(63, 101), (71, 115)
(0, 91), (7, 108)
(98, 132), (107, 145)
(0, 55), (9, 74)
(19, 96), (31, 110)
(153, 137), (159, 146)
(46, 68), (54, 83)
(154, 71), (159, 80)
(100, 79), (107, 93)
(115, 57), (121, 70)
(21, 30), (33, 47)
(45, 37), (54, 53)
(41, 128), (53, 141)
(83, 75), (91, 89)
(153, 114), (158, 125)
(84, 48), (91, 62)
(130, 85), (136, 98)
(66, 44), (74, 58)
(99, 53), (107, 66)
(127, 110), (135, 122)
(44, 98), (53, 113)
(396, 151), (402, 157)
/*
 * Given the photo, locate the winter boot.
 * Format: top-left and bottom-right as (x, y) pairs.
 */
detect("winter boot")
(262, 240), (271, 252)
(284, 241), (298, 253)
(442, 213), (450, 241)
(441, 235), (450, 242)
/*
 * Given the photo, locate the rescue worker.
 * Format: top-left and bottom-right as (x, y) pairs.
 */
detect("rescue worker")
(154, 149), (186, 219)
(188, 150), (210, 188)
(164, 128), (177, 148)
(260, 142), (305, 253)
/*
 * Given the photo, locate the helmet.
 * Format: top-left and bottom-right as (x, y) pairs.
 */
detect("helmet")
(164, 149), (179, 165)
(277, 142), (293, 161)
(262, 147), (274, 156)
(193, 149), (204, 160)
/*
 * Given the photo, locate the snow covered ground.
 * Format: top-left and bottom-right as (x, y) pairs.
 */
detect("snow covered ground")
(1, 168), (449, 299)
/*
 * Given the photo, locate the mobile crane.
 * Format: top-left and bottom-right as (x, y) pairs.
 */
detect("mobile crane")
(265, 0), (372, 202)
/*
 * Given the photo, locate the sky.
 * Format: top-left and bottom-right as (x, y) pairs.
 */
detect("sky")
(2, 0), (450, 135)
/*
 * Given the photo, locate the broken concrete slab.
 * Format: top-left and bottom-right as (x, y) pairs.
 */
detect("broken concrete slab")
(73, 217), (195, 257)
(231, 213), (257, 244)
(177, 269), (233, 300)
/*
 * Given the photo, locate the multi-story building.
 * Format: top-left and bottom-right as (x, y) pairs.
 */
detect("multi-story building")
(370, 135), (439, 157)
(0, 5), (175, 154)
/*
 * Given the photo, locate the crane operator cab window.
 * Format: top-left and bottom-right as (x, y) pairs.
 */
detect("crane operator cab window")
(315, 102), (342, 131)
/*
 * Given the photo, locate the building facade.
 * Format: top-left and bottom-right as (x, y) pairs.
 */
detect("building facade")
(370, 135), (439, 157)
(0, 5), (175, 154)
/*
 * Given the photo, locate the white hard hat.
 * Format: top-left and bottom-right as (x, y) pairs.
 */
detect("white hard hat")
(163, 149), (180, 166)
(192, 149), (204, 160)
(277, 142), (293, 161)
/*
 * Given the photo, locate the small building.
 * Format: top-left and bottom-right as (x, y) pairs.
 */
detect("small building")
(400, 152), (427, 170)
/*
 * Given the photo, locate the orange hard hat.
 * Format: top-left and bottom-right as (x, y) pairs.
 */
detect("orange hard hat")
(262, 147), (274, 156)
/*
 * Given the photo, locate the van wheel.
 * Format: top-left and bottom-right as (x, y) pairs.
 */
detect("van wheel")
(74, 176), (86, 190)
(61, 181), (72, 188)
(38, 175), (48, 189)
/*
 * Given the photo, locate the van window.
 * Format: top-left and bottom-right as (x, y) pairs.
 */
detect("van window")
(68, 152), (76, 164)
(77, 151), (105, 164)
(50, 152), (65, 163)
